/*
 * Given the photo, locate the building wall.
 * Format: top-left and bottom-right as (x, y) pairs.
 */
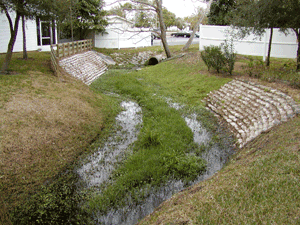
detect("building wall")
(94, 28), (151, 49)
(0, 12), (38, 54)
(199, 25), (298, 59)
(93, 16), (151, 49)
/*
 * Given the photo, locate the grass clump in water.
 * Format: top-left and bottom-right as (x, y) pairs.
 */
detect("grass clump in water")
(89, 67), (214, 213)
(88, 52), (234, 213)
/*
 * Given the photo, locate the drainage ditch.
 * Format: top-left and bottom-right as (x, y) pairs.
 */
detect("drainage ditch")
(77, 99), (235, 224)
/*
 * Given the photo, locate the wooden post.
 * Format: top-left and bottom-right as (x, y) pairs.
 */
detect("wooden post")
(72, 41), (74, 55)
(68, 42), (71, 56)
(62, 43), (65, 57)
(56, 44), (59, 59)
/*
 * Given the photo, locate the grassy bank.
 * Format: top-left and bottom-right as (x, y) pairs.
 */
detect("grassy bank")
(0, 52), (120, 223)
(140, 116), (300, 224)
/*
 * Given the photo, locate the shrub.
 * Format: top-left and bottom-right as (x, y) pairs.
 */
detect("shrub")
(201, 40), (236, 75)
(245, 56), (265, 78)
(201, 45), (225, 73)
(11, 173), (91, 224)
(221, 39), (236, 75)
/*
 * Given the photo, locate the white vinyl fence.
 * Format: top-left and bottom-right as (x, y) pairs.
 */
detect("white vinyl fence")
(199, 25), (298, 60)
(93, 28), (151, 49)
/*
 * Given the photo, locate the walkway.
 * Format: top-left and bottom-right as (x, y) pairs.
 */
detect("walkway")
(205, 79), (300, 148)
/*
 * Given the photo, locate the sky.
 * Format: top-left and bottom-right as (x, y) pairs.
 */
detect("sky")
(162, 0), (207, 18)
(104, 0), (208, 18)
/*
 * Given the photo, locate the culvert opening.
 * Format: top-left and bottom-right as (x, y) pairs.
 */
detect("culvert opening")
(148, 57), (159, 65)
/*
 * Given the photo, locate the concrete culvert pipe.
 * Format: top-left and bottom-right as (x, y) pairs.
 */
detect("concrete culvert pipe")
(148, 55), (164, 65)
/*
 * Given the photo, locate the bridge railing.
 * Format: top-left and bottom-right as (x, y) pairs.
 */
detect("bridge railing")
(50, 39), (93, 76)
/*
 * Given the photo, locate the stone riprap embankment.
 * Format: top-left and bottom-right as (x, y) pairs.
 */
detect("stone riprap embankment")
(59, 51), (108, 85)
(111, 51), (158, 66)
(205, 79), (300, 148)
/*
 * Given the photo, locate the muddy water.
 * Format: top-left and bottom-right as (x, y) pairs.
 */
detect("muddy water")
(78, 100), (235, 225)
(184, 113), (234, 182)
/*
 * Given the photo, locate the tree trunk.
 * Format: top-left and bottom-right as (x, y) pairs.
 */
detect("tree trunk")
(295, 29), (300, 71)
(1, 12), (21, 74)
(155, 0), (171, 58)
(182, 0), (213, 51)
(182, 15), (201, 51)
(22, 15), (28, 60)
(266, 27), (273, 67)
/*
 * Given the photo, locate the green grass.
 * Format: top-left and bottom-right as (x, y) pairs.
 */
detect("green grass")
(139, 115), (300, 225)
(201, 117), (300, 224)
(0, 51), (53, 74)
(237, 55), (300, 88)
(135, 59), (231, 106)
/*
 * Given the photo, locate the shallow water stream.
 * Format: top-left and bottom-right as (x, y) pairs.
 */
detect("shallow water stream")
(77, 101), (142, 188)
(77, 100), (235, 224)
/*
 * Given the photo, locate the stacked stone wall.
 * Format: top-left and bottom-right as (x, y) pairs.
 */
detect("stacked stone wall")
(206, 80), (300, 148)
(59, 51), (107, 85)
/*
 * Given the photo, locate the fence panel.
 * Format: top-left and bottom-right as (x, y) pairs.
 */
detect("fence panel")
(199, 25), (298, 59)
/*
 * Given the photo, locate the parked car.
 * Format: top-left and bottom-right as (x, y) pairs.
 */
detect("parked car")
(171, 31), (199, 38)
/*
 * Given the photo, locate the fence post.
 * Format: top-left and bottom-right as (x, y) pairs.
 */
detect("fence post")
(72, 41), (74, 55)
(62, 43), (65, 58)
(56, 44), (59, 59)
(76, 41), (78, 54)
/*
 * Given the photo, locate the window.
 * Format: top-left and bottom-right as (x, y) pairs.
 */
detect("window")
(36, 18), (56, 46)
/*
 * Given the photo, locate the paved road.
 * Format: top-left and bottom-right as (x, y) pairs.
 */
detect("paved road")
(153, 36), (199, 46)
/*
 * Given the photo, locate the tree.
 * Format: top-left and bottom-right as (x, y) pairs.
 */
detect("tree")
(108, 2), (133, 19)
(122, 0), (171, 58)
(277, 0), (300, 71)
(207, 0), (236, 25)
(0, 0), (70, 73)
(183, 7), (208, 31)
(135, 8), (152, 27)
(230, 0), (299, 68)
(229, 0), (275, 66)
(72, 0), (107, 40)
(134, 5), (177, 30)
(105, 0), (171, 58)
(22, 14), (27, 59)
(154, 0), (171, 57)
(182, 0), (213, 51)
(1, 0), (25, 73)
(162, 7), (176, 29)
(175, 17), (185, 30)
